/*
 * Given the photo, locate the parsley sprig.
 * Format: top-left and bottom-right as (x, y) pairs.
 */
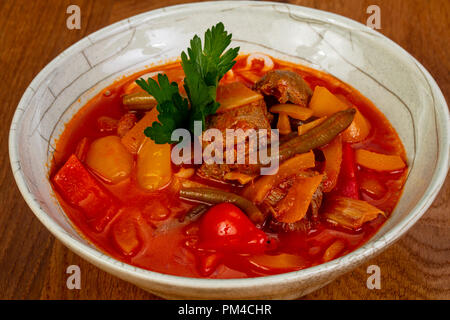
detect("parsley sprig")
(136, 22), (239, 144)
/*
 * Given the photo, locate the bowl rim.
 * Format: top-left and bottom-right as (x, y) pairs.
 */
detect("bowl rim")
(9, 1), (450, 290)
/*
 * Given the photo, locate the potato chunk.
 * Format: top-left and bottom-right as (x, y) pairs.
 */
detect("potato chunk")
(137, 138), (172, 190)
(85, 136), (133, 184)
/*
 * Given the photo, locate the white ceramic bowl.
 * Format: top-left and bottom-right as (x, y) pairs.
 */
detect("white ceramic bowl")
(9, 1), (450, 299)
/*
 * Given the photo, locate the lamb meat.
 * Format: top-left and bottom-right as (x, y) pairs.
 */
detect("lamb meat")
(263, 170), (325, 233)
(197, 98), (272, 182)
(206, 98), (272, 135)
(254, 70), (312, 108)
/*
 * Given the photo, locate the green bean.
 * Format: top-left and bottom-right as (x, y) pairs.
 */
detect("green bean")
(122, 92), (157, 111)
(179, 187), (265, 224)
(181, 204), (210, 222)
(278, 108), (356, 161)
(240, 109), (355, 174)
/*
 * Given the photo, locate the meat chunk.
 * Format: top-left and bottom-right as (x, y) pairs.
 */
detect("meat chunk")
(197, 163), (232, 181)
(117, 113), (137, 138)
(268, 214), (317, 233)
(263, 170), (325, 232)
(198, 98), (272, 182)
(206, 98), (272, 134)
(254, 70), (312, 107)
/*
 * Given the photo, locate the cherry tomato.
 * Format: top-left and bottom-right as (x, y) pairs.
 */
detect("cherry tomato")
(198, 203), (269, 254)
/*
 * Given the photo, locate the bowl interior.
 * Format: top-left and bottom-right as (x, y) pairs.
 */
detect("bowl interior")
(10, 1), (449, 288)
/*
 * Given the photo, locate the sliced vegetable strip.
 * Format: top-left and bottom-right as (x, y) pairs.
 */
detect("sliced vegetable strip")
(355, 149), (406, 171)
(297, 116), (327, 135)
(269, 103), (313, 120)
(324, 196), (384, 230)
(277, 112), (291, 135)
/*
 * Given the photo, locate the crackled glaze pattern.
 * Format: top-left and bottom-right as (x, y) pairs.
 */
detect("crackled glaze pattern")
(9, 2), (449, 299)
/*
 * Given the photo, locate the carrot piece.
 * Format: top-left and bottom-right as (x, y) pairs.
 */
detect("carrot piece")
(238, 71), (261, 84)
(342, 108), (371, 143)
(216, 82), (263, 113)
(273, 173), (324, 223)
(324, 196), (384, 230)
(52, 154), (119, 232)
(320, 135), (343, 192)
(309, 86), (347, 117)
(355, 149), (406, 171)
(322, 240), (346, 262)
(297, 116), (327, 135)
(85, 136), (133, 184)
(270, 103), (313, 120)
(121, 108), (159, 155)
(277, 112), (291, 135)
(243, 151), (316, 204)
(136, 137), (172, 190)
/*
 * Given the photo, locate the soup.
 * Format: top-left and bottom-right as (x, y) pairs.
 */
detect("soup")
(50, 23), (407, 279)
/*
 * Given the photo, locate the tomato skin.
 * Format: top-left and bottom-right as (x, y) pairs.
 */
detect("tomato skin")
(198, 203), (268, 254)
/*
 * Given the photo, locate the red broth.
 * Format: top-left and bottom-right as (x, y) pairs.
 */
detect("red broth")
(50, 55), (407, 278)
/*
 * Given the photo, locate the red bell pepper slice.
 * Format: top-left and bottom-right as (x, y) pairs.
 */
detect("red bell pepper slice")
(335, 143), (360, 199)
(53, 154), (119, 232)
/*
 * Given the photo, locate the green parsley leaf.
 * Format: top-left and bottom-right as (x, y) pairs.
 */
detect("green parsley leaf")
(136, 74), (189, 144)
(137, 22), (239, 144)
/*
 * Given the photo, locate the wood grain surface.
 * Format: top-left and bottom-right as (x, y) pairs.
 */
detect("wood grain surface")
(0, 0), (448, 300)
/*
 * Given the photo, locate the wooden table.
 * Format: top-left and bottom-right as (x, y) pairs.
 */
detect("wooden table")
(0, 0), (448, 299)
